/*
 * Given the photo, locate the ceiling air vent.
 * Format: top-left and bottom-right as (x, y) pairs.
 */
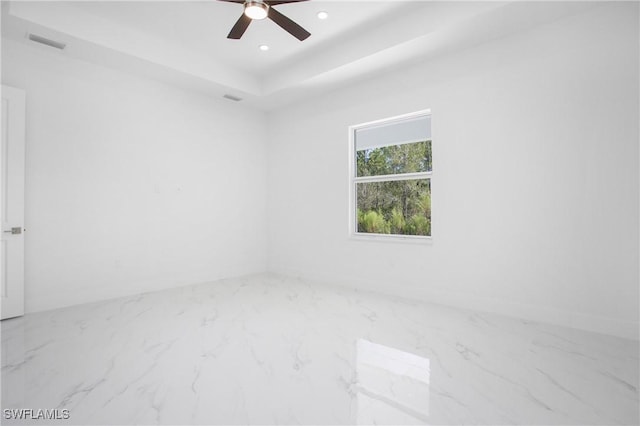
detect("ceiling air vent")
(28, 34), (66, 50)
(223, 94), (242, 102)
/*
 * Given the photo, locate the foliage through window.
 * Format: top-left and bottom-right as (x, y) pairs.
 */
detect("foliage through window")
(351, 112), (432, 238)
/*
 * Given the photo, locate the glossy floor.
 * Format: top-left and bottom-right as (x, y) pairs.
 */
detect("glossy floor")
(2, 274), (638, 425)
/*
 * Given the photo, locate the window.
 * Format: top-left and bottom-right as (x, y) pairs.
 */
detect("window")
(349, 110), (432, 239)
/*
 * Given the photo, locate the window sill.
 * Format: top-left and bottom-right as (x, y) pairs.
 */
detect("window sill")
(349, 233), (433, 245)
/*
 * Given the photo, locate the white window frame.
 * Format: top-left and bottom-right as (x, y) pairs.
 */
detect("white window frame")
(348, 109), (432, 242)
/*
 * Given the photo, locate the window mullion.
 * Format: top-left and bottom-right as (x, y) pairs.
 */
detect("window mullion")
(354, 171), (431, 183)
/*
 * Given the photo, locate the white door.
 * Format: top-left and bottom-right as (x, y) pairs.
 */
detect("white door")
(1, 85), (26, 320)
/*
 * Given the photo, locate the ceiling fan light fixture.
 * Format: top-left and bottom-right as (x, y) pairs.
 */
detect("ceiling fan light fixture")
(244, 1), (269, 20)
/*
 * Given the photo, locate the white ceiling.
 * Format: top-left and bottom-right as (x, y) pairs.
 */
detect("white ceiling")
(1, 0), (598, 110)
(67, 0), (406, 73)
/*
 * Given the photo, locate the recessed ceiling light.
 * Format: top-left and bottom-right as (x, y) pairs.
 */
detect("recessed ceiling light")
(317, 11), (329, 20)
(259, 44), (269, 51)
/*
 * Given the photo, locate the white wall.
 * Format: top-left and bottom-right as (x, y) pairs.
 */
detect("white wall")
(2, 39), (268, 313)
(267, 3), (639, 339)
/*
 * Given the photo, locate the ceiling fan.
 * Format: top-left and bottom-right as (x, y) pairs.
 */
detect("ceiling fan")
(218, 0), (311, 41)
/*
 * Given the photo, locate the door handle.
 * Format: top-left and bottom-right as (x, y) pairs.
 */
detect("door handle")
(3, 227), (22, 235)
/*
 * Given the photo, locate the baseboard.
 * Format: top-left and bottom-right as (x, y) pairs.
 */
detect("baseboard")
(24, 270), (269, 315)
(268, 267), (639, 341)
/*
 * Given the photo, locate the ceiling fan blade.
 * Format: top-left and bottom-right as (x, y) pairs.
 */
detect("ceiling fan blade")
(217, 0), (245, 3)
(228, 13), (252, 39)
(266, 0), (309, 5)
(267, 7), (310, 41)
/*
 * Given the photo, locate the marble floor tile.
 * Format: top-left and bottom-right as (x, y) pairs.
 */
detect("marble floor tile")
(1, 274), (638, 425)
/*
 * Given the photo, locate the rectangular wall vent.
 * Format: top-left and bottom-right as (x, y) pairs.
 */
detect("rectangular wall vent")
(28, 34), (66, 50)
(223, 94), (242, 102)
